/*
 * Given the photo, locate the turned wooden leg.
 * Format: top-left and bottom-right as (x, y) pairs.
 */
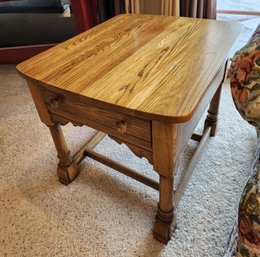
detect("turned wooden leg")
(153, 175), (176, 243)
(204, 84), (222, 136)
(48, 123), (79, 185)
(152, 121), (181, 244)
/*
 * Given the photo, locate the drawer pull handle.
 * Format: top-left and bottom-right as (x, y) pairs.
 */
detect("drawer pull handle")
(116, 121), (127, 133)
(50, 96), (61, 108)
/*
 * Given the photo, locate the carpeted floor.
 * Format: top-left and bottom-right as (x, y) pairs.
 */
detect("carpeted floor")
(0, 4), (259, 257)
(0, 67), (257, 257)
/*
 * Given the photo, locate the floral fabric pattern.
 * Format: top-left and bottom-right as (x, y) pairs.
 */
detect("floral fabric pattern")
(224, 138), (260, 257)
(237, 138), (260, 257)
(224, 24), (260, 257)
(229, 24), (260, 130)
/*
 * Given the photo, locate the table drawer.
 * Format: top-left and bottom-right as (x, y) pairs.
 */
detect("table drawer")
(40, 87), (152, 150)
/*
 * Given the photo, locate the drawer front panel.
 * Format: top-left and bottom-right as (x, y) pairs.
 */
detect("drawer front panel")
(40, 87), (152, 150)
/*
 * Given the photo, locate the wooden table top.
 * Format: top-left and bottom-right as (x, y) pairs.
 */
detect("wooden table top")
(17, 14), (242, 122)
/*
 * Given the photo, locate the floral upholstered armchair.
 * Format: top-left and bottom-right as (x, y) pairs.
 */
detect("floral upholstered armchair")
(224, 24), (260, 257)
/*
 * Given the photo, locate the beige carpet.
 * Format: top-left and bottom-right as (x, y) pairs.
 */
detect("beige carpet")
(0, 61), (257, 257)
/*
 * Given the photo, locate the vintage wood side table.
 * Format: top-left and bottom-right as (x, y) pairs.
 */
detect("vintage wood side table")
(16, 14), (241, 244)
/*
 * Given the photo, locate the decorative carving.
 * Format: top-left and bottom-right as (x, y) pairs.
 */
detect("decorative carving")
(109, 135), (153, 164)
(50, 113), (83, 127)
(204, 85), (222, 137)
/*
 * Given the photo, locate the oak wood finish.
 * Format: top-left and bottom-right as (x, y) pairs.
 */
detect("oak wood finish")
(49, 124), (105, 185)
(48, 123), (78, 185)
(204, 83), (223, 136)
(180, 63), (226, 151)
(27, 81), (54, 126)
(16, 15), (242, 244)
(39, 85), (152, 143)
(109, 136), (153, 164)
(85, 149), (159, 191)
(74, 132), (106, 165)
(17, 14), (241, 122)
(152, 122), (181, 242)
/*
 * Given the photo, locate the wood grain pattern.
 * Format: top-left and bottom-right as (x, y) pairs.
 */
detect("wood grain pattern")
(181, 62), (225, 151)
(48, 123), (79, 185)
(38, 86), (151, 142)
(27, 81), (54, 126)
(109, 136), (153, 164)
(152, 121), (181, 242)
(152, 121), (182, 177)
(17, 14), (242, 122)
(17, 14), (242, 244)
(50, 111), (152, 150)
